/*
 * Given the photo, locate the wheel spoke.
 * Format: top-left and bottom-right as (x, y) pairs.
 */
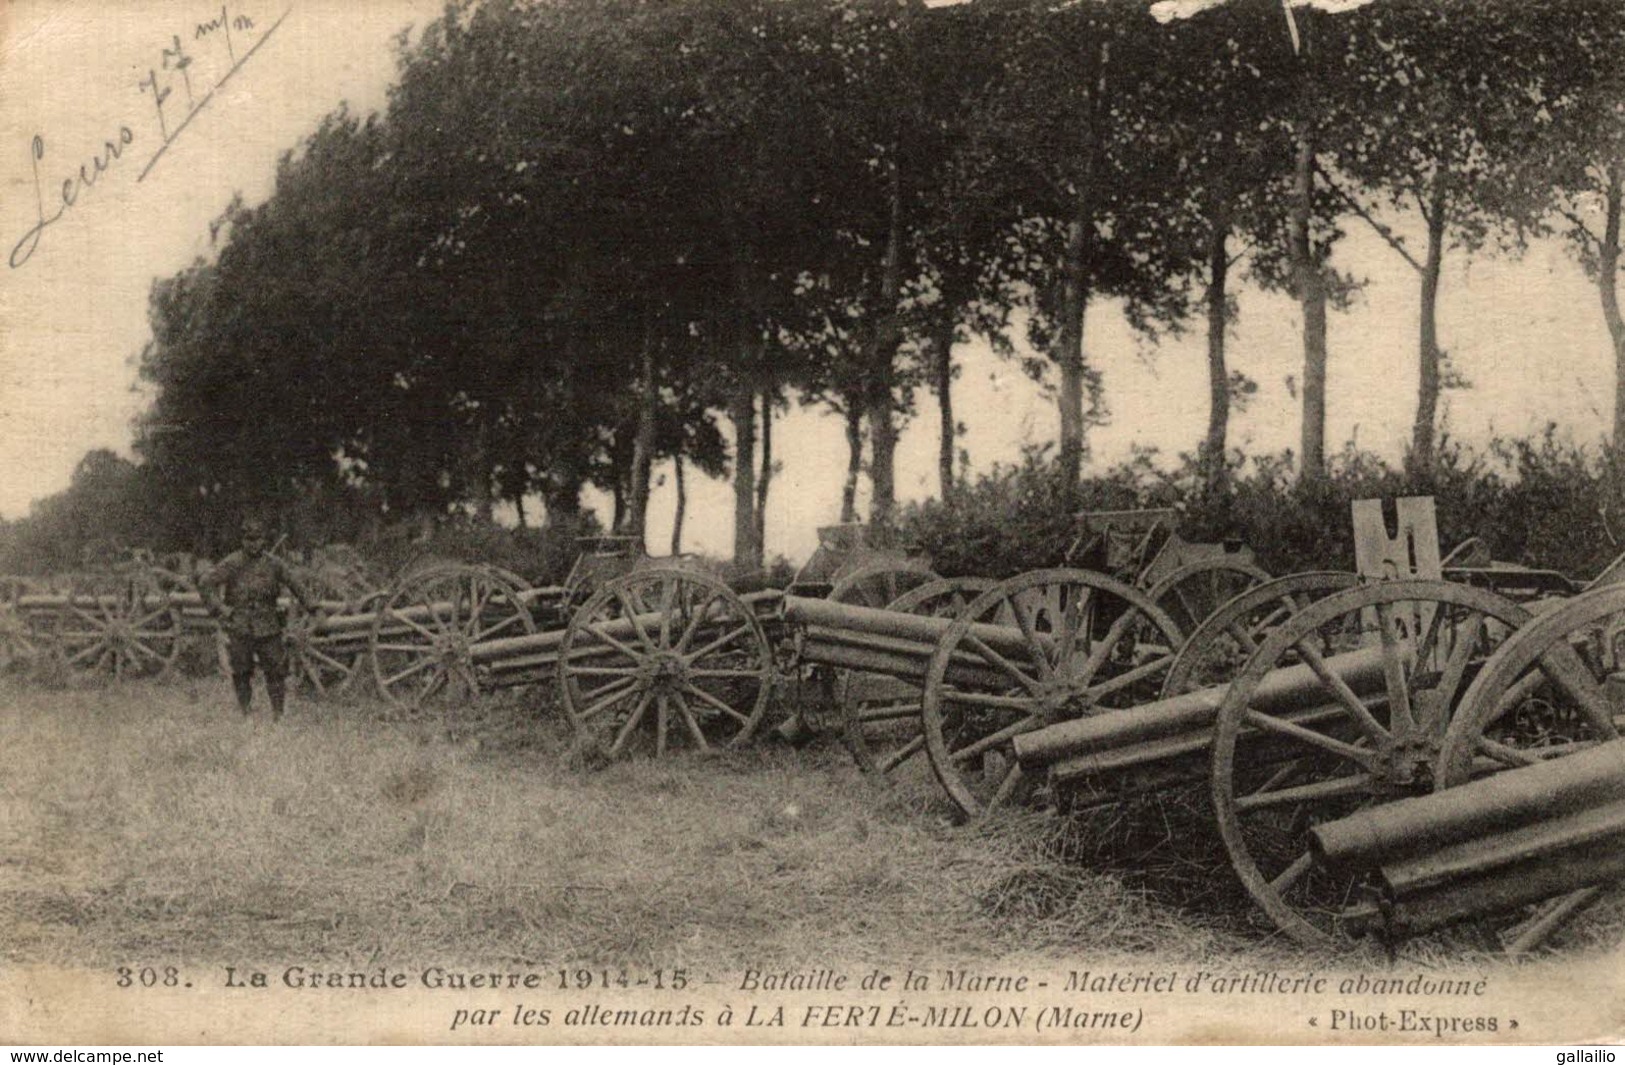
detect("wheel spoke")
(1269, 850), (1315, 894)
(1172, 584), (1201, 629)
(382, 656), (437, 689)
(1474, 734), (1543, 768)
(686, 667), (766, 679)
(678, 682), (752, 725)
(576, 677), (640, 721)
(876, 734), (925, 773)
(936, 687), (1037, 712)
(674, 591), (722, 654)
(670, 689), (710, 751)
(63, 601), (106, 629)
(466, 579), (493, 633)
(987, 762), (1027, 811)
(655, 694), (669, 757)
(1375, 601), (1416, 733)
(418, 591), (454, 636)
(1235, 771), (1372, 812)
(1057, 586), (1091, 664)
(1009, 599), (1054, 679)
(608, 688), (655, 756)
(65, 639), (109, 666)
(1410, 600), (1448, 674)
(1078, 652), (1175, 704)
(129, 639), (169, 664)
(472, 610), (529, 642)
(389, 609), (442, 643)
(657, 580), (676, 646)
(1224, 620), (1263, 657)
(1537, 643), (1619, 736)
(1432, 612), (1486, 717)
(586, 621), (647, 663)
(961, 633), (1041, 693)
(308, 646), (355, 673)
(1243, 709), (1376, 767)
(950, 715), (1043, 765)
(132, 602), (176, 629)
(683, 622), (752, 663)
(1293, 639), (1391, 743)
(1068, 606), (1143, 691)
(614, 590), (658, 652)
(569, 666), (642, 677)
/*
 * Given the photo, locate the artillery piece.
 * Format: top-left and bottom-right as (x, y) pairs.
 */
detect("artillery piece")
(1004, 497), (1625, 951)
(820, 512), (1274, 785)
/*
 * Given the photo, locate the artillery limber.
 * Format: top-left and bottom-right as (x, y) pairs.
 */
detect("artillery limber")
(1066, 507), (1269, 635)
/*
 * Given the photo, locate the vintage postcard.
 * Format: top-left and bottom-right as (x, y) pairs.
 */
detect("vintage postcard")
(2, 0), (1623, 1048)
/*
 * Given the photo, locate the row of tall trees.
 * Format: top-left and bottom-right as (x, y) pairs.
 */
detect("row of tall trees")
(129, 0), (1625, 565)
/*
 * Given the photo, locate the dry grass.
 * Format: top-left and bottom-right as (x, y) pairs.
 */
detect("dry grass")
(0, 677), (1613, 975)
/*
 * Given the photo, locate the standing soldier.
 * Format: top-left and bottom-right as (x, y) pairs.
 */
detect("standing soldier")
(199, 518), (321, 720)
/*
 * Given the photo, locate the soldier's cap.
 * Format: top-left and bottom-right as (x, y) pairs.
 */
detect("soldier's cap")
(241, 518), (268, 539)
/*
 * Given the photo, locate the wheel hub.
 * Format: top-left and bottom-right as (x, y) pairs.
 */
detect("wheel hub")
(1373, 730), (1439, 792)
(435, 634), (471, 663)
(640, 651), (688, 690)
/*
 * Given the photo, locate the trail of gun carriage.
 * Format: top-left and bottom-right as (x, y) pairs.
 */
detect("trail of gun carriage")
(4, 0), (1625, 977)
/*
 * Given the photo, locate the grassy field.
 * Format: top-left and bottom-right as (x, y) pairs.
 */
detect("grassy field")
(0, 674), (1615, 976)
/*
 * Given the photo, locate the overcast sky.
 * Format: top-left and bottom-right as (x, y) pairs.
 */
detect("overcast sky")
(1, 0), (1615, 564)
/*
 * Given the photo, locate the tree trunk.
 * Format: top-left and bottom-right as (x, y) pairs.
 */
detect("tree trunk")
(513, 493), (527, 530)
(1291, 123), (1327, 480)
(731, 254), (763, 571)
(626, 329), (657, 541)
(670, 454), (686, 556)
(1055, 200), (1092, 496)
(467, 419), (495, 523)
(756, 385), (773, 553)
(1603, 165), (1625, 446)
(1412, 179), (1448, 476)
(540, 474), (583, 524)
(934, 315), (957, 500)
(1053, 39), (1109, 502)
(1202, 197), (1232, 499)
(841, 403), (863, 523)
(867, 153), (905, 531)
(729, 387), (759, 571)
(869, 395), (898, 531)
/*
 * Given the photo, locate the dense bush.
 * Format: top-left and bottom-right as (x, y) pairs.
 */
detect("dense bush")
(901, 430), (1625, 584)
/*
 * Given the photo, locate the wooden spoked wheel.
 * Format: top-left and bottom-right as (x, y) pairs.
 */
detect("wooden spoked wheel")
(49, 577), (184, 680)
(369, 565), (536, 712)
(1434, 584), (1625, 953)
(840, 576), (995, 778)
(1159, 572), (1359, 698)
(827, 561), (940, 610)
(284, 606), (368, 699)
(558, 569), (774, 759)
(1210, 580), (1530, 945)
(920, 569), (1185, 820)
(1145, 557), (1272, 640)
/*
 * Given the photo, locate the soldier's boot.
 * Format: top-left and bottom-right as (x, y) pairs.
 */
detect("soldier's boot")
(266, 675), (287, 722)
(231, 672), (254, 716)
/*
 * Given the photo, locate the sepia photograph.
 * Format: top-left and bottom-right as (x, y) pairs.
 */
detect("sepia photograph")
(1, 0), (1623, 1047)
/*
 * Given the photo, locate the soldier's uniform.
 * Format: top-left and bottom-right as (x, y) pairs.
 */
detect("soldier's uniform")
(199, 535), (318, 719)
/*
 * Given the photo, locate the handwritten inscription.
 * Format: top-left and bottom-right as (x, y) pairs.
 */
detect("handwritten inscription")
(8, 4), (288, 269)
(9, 131), (136, 269)
(137, 5), (290, 182)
